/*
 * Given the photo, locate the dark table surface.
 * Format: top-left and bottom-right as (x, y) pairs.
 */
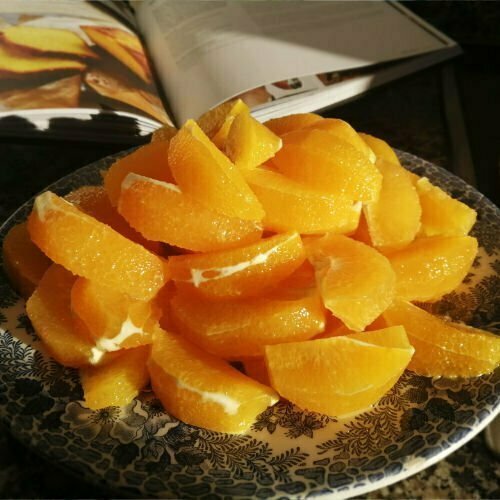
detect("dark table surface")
(0, 3), (499, 498)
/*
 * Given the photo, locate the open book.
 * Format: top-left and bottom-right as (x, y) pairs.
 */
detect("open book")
(0, 0), (459, 142)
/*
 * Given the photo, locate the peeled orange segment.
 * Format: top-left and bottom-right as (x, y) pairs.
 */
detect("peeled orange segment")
(245, 168), (361, 235)
(242, 358), (270, 385)
(151, 123), (177, 143)
(305, 234), (396, 331)
(148, 329), (279, 434)
(278, 259), (316, 290)
(388, 236), (478, 302)
(363, 159), (422, 252)
(264, 113), (323, 136)
(28, 191), (167, 301)
(71, 278), (156, 355)
(104, 140), (172, 206)
(273, 128), (382, 202)
(168, 232), (306, 300)
(168, 119), (264, 221)
(80, 345), (150, 410)
(265, 328), (413, 418)
(2, 222), (51, 299)
(225, 111), (282, 169)
(359, 133), (401, 166)
(416, 177), (477, 237)
(318, 315), (389, 339)
(197, 99), (248, 143)
(65, 186), (161, 254)
(118, 173), (263, 252)
(26, 265), (94, 368)
(170, 288), (325, 359)
(306, 119), (376, 163)
(383, 301), (500, 377)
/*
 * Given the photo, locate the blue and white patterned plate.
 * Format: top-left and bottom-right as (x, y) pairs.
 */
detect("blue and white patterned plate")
(0, 151), (498, 499)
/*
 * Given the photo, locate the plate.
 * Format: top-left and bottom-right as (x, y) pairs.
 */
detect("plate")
(0, 150), (498, 499)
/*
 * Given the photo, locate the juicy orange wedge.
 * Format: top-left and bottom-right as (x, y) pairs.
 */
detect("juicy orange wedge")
(388, 235), (478, 302)
(81, 345), (150, 410)
(245, 168), (361, 235)
(359, 133), (401, 166)
(265, 326), (414, 418)
(384, 301), (500, 377)
(196, 99), (248, 142)
(273, 128), (382, 202)
(305, 234), (395, 331)
(26, 265), (94, 368)
(71, 277), (156, 356)
(170, 288), (325, 359)
(264, 113), (323, 136)
(225, 111), (282, 169)
(416, 177), (477, 237)
(104, 140), (173, 206)
(168, 232), (306, 300)
(28, 191), (167, 301)
(168, 119), (264, 221)
(148, 328), (279, 434)
(2, 222), (51, 299)
(118, 173), (263, 252)
(151, 123), (177, 143)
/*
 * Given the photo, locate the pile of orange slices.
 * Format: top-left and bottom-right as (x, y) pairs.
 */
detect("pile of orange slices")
(2, 99), (499, 434)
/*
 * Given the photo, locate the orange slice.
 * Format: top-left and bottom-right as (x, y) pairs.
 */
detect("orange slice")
(2, 222), (51, 299)
(197, 99), (248, 144)
(148, 329), (279, 434)
(306, 118), (376, 162)
(416, 177), (477, 237)
(242, 358), (270, 385)
(71, 278), (156, 358)
(359, 133), (400, 166)
(118, 173), (263, 252)
(104, 140), (173, 206)
(28, 191), (167, 301)
(273, 128), (382, 202)
(170, 288), (325, 359)
(225, 111), (282, 169)
(26, 265), (94, 368)
(305, 234), (395, 331)
(384, 301), (500, 377)
(168, 232), (306, 300)
(388, 236), (478, 302)
(168, 119), (264, 221)
(65, 186), (161, 254)
(363, 159), (422, 251)
(245, 168), (361, 234)
(264, 113), (323, 136)
(80, 345), (150, 410)
(151, 124), (177, 143)
(265, 327), (413, 417)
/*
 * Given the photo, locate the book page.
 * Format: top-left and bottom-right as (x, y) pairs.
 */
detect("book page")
(136, 1), (454, 124)
(0, 0), (173, 139)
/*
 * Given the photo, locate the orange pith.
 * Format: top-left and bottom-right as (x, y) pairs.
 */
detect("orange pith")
(168, 232), (306, 300)
(384, 301), (500, 377)
(416, 177), (477, 237)
(388, 235), (478, 302)
(104, 140), (173, 206)
(363, 159), (422, 251)
(245, 168), (361, 234)
(2, 222), (51, 298)
(65, 186), (161, 254)
(81, 345), (150, 410)
(148, 329), (279, 434)
(264, 113), (323, 136)
(118, 173), (263, 252)
(225, 111), (282, 170)
(26, 265), (94, 367)
(168, 119), (264, 221)
(265, 327), (413, 417)
(305, 234), (395, 331)
(305, 118), (376, 162)
(170, 287), (325, 359)
(71, 277), (157, 348)
(272, 128), (382, 202)
(359, 133), (401, 165)
(28, 191), (167, 301)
